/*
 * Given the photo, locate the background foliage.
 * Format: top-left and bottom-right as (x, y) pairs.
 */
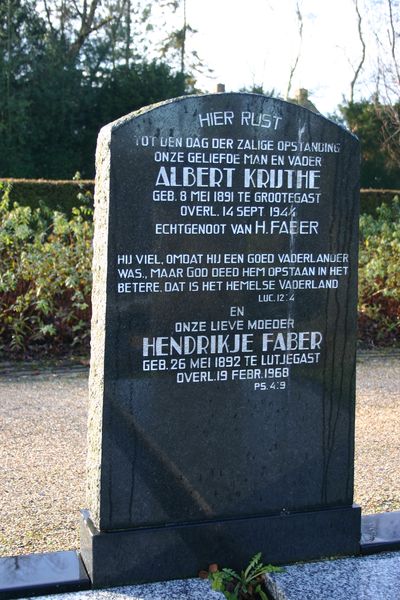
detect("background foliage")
(0, 0), (194, 179)
(340, 100), (400, 189)
(358, 198), (400, 347)
(2, 2), (400, 188)
(0, 184), (93, 358)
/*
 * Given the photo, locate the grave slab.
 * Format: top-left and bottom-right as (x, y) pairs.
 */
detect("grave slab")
(0, 551), (90, 600)
(265, 550), (400, 600)
(361, 511), (400, 554)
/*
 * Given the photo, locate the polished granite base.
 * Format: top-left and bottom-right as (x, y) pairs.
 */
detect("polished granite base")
(0, 550), (90, 600)
(265, 551), (400, 600)
(80, 506), (361, 588)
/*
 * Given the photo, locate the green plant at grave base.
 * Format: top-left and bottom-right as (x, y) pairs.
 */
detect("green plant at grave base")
(206, 553), (283, 600)
(358, 196), (400, 347)
(0, 183), (93, 358)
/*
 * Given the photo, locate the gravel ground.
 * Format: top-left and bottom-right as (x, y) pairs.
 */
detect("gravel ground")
(0, 351), (399, 558)
(0, 367), (88, 557)
(354, 351), (400, 514)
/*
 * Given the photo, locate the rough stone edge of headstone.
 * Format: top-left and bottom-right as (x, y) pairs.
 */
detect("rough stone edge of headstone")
(86, 124), (112, 526)
(95, 92), (357, 139)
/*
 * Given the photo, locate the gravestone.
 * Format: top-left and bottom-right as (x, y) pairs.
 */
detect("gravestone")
(80, 93), (361, 588)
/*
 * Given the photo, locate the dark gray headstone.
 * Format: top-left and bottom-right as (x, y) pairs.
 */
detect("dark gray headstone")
(81, 93), (360, 587)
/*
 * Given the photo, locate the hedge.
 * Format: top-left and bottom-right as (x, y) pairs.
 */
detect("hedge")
(0, 178), (398, 215)
(360, 189), (400, 215)
(0, 184), (92, 358)
(358, 198), (400, 346)
(0, 178), (94, 215)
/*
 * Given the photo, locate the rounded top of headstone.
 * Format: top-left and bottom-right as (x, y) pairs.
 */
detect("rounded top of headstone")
(100, 92), (356, 145)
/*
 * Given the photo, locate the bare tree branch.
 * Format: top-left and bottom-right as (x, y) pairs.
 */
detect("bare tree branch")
(371, 0), (400, 167)
(43, 0), (56, 35)
(68, 1), (111, 59)
(87, 0), (99, 31)
(70, 0), (84, 19)
(350, 0), (366, 103)
(180, 0), (186, 74)
(387, 0), (400, 87)
(286, 1), (303, 99)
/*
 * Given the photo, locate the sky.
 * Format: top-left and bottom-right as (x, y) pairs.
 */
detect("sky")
(182, 0), (384, 115)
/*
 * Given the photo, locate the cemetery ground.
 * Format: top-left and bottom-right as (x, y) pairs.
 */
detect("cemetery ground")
(0, 349), (399, 559)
